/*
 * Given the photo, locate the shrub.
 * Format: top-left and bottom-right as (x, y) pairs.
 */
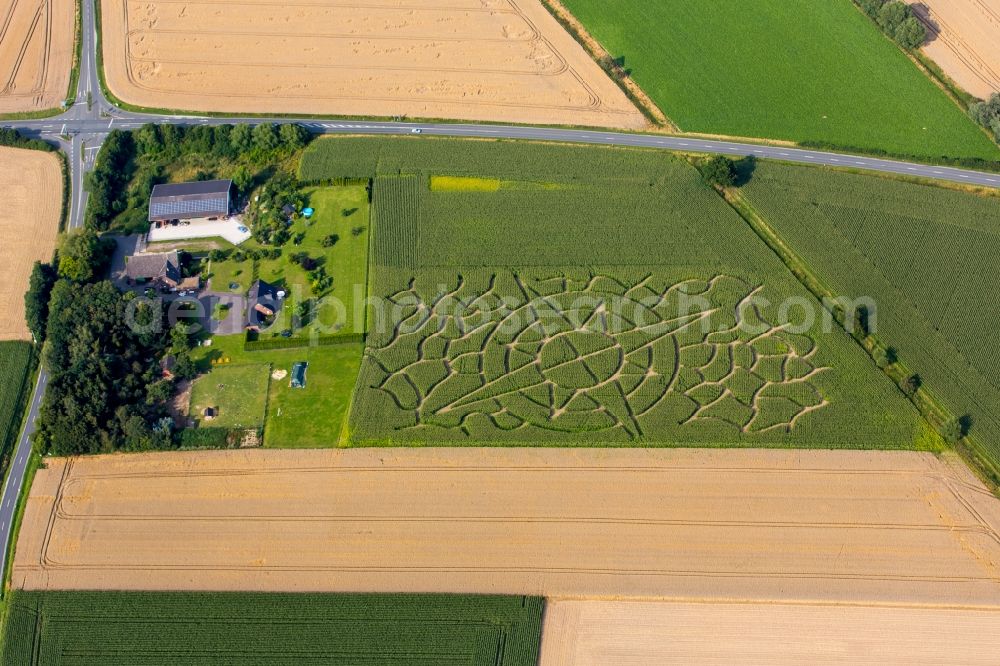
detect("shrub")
(939, 417), (965, 444)
(322, 234), (340, 247)
(702, 156), (736, 188)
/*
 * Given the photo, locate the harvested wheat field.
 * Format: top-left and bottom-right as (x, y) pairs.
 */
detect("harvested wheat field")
(0, 147), (60, 340)
(99, 0), (644, 128)
(14, 448), (1000, 606)
(907, 0), (1000, 98)
(0, 0), (74, 113)
(540, 600), (1000, 665)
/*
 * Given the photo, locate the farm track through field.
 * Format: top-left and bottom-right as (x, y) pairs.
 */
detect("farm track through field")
(13, 449), (1000, 605)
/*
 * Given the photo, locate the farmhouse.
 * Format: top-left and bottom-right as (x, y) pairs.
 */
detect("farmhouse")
(148, 180), (234, 225)
(125, 251), (181, 288)
(246, 279), (284, 331)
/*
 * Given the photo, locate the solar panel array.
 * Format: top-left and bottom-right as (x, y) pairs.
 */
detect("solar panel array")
(149, 196), (228, 220)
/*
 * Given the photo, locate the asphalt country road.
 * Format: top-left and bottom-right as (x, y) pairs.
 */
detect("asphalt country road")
(0, 370), (47, 584)
(0, 0), (999, 593)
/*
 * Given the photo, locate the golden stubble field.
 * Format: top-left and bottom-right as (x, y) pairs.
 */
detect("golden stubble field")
(907, 0), (1000, 98)
(540, 600), (1000, 665)
(0, 0), (74, 113)
(99, 0), (645, 128)
(14, 447), (1000, 607)
(0, 147), (60, 340)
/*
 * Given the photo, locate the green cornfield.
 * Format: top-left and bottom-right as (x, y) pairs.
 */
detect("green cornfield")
(304, 137), (922, 449)
(0, 592), (544, 666)
(740, 162), (1000, 464)
(559, 0), (1000, 161)
(0, 341), (33, 466)
(371, 174), (419, 269)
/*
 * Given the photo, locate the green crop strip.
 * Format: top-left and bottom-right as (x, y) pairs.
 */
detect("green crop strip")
(0, 592), (543, 665)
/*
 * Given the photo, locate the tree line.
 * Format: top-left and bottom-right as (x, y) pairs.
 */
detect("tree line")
(969, 94), (1000, 144)
(856, 0), (927, 50)
(86, 122), (312, 232)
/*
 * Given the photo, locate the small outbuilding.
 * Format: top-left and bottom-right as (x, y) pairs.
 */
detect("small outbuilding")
(203, 407), (217, 421)
(246, 279), (284, 331)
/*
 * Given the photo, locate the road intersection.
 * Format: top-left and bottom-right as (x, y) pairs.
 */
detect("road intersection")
(1, 0), (999, 589)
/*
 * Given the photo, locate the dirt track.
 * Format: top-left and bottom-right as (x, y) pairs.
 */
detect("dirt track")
(907, 0), (1000, 98)
(13, 448), (1000, 605)
(540, 600), (1000, 665)
(99, 0), (644, 128)
(0, 147), (61, 340)
(0, 0), (74, 113)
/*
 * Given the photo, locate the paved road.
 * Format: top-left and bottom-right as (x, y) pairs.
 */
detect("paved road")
(0, 369), (47, 582)
(1, 0), (999, 592)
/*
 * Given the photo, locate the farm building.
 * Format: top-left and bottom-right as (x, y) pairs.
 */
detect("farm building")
(148, 180), (234, 225)
(246, 279), (284, 331)
(125, 251), (181, 288)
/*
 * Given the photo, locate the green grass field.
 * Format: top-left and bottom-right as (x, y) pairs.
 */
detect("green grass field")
(739, 162), (1000, 467)
(188, 363), (270, 429)
(0, 342), (34, 466)
(559, 0), (1000, 160)
(302, 137), (921, 449)
(193, 335), (361, 447)
(0, 591), (543, 665)
(209, 186), (370, 340)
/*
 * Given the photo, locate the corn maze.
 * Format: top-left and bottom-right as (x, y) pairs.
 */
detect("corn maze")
(355, 270), (836, 443)
(301, 137), (921, 448)
(1, 591), (544, 666)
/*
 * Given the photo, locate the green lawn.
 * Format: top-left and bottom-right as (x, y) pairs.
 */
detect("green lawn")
(560, 0), (1000, 160)
(207, 257), (252, 294)
(188, 363), (270, 429)
(192, 335), (361, 447)
(214, 185), (370, 340)
(0, 591), (543, 666)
